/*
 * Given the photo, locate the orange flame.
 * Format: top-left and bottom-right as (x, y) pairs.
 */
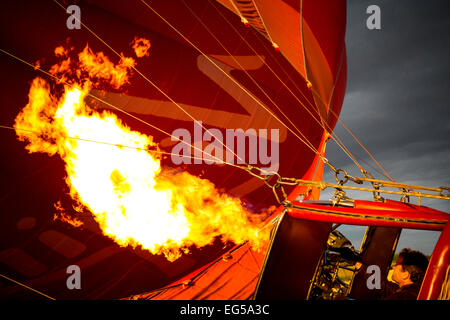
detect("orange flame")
(54, 45), (69, 57)
(49, 44), (135, 89)
(54, 201), (84, 228)
(131, 37), (151, 58)
(14, 43), (269, 261)
(78, 45), (135, 89)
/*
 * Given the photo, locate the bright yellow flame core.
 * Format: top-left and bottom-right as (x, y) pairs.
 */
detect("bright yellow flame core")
(15, 78), (268, 261)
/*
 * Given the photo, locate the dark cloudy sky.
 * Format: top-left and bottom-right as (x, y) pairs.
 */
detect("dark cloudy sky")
(319, 1), (450, 254)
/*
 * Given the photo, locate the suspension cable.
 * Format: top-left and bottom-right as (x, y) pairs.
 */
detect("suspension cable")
(0, 125), (217, 164)
(0, 273), (56, 300)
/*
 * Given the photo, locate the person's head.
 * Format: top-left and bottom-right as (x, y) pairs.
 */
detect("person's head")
(392, 248), (429, 287)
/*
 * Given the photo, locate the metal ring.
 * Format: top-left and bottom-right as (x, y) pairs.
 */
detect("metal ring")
(334, 169), (349, 185)
(264, 172), (282, 189)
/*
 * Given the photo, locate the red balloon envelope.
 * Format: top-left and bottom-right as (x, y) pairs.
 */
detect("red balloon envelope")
(0, 0), (346, 299)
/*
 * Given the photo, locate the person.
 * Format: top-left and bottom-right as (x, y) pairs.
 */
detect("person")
(384, 248), (429, 300)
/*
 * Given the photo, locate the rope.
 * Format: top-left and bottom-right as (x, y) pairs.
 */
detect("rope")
(0, 125), (211, 163)
(0, 273), (56, 300)
(352, 151), (393, 181)
(336, 114), (395, 182)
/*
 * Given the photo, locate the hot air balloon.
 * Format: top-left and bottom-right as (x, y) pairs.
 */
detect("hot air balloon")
(0, 0), (448, 301)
